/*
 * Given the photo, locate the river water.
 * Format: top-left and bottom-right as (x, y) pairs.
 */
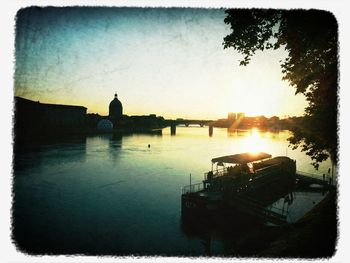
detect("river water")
(12, 127), (333, 256)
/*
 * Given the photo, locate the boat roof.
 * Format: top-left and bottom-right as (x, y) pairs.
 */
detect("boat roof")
(211, 152), (272, 164)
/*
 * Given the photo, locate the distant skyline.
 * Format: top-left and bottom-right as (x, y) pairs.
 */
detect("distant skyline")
(15, 7), (307, 119)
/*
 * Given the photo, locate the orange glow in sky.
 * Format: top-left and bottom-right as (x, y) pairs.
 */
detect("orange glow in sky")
(14, 8), (307, 119)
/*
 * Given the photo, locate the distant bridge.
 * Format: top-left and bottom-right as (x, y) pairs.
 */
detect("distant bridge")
(164, 119), (214, 135)
(172, 119), (213, 127)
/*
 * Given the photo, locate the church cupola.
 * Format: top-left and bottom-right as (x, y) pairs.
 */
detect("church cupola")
(109, 93), (123, 125)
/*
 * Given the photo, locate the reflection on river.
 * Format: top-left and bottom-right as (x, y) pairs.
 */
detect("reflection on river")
(12, 127), (333, 255)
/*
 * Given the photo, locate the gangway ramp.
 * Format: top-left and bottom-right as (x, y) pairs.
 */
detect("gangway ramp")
(228, 195), (288, 226)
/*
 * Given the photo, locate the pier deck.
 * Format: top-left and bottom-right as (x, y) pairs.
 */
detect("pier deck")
(296, 170), (335, 189)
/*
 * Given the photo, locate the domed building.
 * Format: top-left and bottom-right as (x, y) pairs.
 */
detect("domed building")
(109, 93), (123, 125)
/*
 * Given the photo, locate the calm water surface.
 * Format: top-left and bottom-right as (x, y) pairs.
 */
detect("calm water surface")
(13, 127), (333, 255)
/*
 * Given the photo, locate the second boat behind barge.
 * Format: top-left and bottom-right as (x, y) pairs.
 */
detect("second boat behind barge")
(181, 152), (297, 225)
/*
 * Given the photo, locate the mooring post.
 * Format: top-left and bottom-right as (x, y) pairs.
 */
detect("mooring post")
(170, 122), (176, 135)
(209, 125), (213, 137)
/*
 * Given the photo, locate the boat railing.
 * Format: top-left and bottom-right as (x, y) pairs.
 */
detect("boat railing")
(182, 182), (204, 195)
(204, 166), (246, 180)
(204, 167), (227, 180)
(204, 163), (282, 181)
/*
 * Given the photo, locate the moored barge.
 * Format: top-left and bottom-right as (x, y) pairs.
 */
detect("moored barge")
(181, 152), (296, 224)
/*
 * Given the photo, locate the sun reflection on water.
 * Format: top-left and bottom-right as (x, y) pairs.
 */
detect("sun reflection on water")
(240, 128), (268, 153)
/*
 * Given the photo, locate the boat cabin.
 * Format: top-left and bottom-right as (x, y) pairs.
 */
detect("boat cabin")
(207, 152), (272, 180)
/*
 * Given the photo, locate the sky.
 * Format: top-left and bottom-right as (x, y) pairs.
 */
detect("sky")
(14, 7), (307, 119)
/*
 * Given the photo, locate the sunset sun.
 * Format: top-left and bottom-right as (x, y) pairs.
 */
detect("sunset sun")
(242, 128), (267, 153)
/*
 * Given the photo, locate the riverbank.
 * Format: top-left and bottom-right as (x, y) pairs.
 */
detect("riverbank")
(231, 189), (337, 258)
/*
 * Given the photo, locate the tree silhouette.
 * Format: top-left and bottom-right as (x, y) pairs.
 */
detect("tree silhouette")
(223, 9), (338, 168)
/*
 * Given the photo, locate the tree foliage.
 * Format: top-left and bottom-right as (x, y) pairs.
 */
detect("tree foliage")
(223, 9), (338, 168)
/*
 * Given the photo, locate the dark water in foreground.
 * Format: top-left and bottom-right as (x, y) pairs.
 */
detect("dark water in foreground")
(12, 127), (332, 255)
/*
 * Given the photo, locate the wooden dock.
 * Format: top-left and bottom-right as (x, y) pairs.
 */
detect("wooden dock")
(296, 170), (335, 189)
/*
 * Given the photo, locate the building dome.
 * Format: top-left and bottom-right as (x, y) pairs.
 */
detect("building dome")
(97, 119), (113, 131)
(109, 93), (123, 124)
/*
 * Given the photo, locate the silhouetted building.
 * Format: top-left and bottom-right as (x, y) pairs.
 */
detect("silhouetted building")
(228, 112), (237, 122)
(86, 113), (103, 128)
(109, 93), (123, 126)
(14, 96), (87, 138)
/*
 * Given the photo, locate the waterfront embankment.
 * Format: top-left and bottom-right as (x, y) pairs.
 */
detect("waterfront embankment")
(232, 189), (337, 258)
